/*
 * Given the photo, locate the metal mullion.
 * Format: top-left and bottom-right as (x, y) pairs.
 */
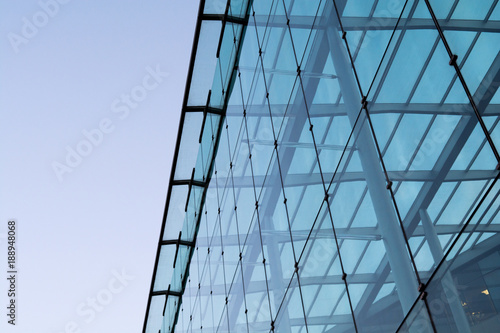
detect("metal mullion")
(162, 239), (196, 247)
(486, 0), (500, 21)
(152, 290), (183, 297)
(184, 105), (225, 115)
(445, 0), (460, 22)
(201, 13), (247, 25)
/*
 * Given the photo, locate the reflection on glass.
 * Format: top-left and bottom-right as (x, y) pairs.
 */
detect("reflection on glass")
(145, 0), (500, 332)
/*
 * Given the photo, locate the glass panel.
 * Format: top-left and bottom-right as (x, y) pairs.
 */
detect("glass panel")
(154, 245), (176, 292)
(204, 0), (227, 15)
(195, 113), (221, 182)
(145, 295), (166, 333)
(171, 244), (192, 292)
(162, 295), (180, 333)
(210, 23), (242, 109)
(174, 112), (203, 181)
(229, 0), (249, 19)
(188, 21), (221, 107)
(181, 185), (204, 242)
(163, 185), (188, 241)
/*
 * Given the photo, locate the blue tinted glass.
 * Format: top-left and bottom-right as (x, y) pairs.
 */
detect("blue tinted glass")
(147, 0), (500, 332)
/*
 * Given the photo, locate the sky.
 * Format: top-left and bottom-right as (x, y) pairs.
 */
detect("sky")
(0, 1), (199, 332)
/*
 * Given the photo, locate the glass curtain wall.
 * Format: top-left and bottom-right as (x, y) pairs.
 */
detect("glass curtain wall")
(144, 0), (500, 332)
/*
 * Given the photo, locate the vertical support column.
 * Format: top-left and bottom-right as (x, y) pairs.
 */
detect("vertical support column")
(419, 209), (472, 333)
(325, 10), (419, 313)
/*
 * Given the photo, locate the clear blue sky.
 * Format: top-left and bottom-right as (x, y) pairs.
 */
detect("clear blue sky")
(0, 1), (198, 332)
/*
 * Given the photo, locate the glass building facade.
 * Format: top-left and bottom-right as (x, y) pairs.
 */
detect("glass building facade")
(144, 0), (500, 332)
